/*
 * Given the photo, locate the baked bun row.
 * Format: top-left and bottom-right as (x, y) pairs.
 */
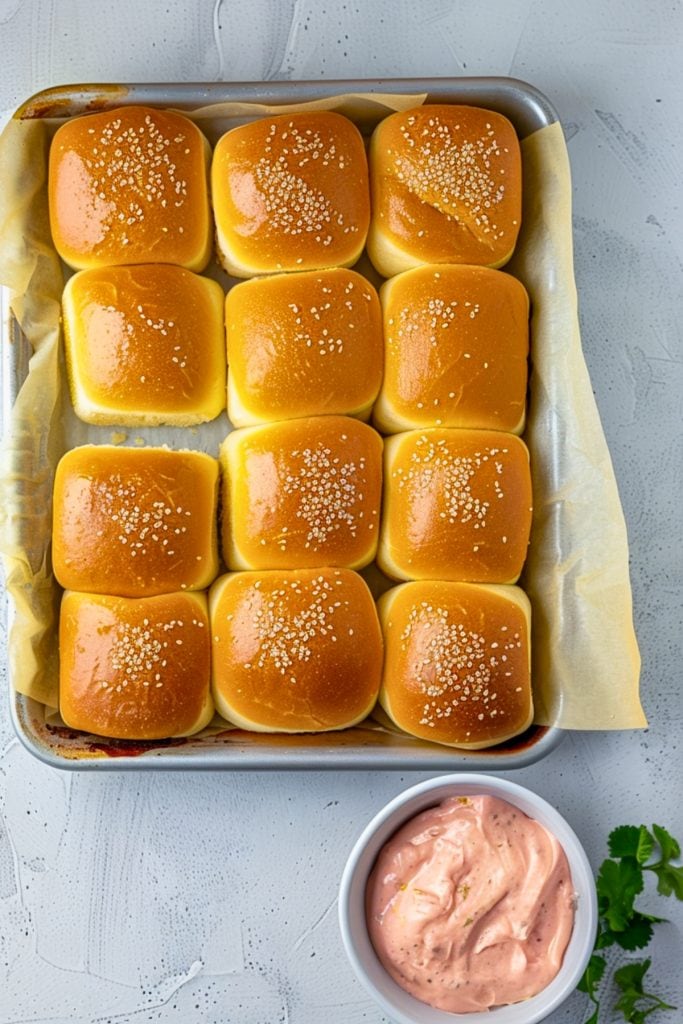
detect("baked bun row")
(52, 434), (531, 593)
(48, 104), (522, 277)
(60, 262), (528, 433)
(59, 573), (531, 750)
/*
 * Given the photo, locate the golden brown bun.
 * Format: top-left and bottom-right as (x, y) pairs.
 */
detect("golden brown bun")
(48, 106), (212, 271)
(59, 590), (213, 740)
(377, 581), (532, 748)
(368, 105), (522, 277)
(378, 429), (532, 583)
(220, 417), (382, 571)
(62, 265), (226, 427)
(211, 111), (370, 277)
(209, 568), (382, 732)
(374, 265), (528, 434)
(52, 445), (219, 596)
(226, 268), (383, 426)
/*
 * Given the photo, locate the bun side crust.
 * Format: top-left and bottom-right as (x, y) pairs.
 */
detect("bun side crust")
(220, 416), (383, 571)
(378, 429), (532, 583)
(49, 106), (211, 271)
(368, 105), (522, 276)
(62, 265), (226, 426)
(226, 268), (382, 425)
(59, 590), (213, 740)
(373, 265), (528, 434)
(377, 581), (532, 748)
(209, 568), (382, 732)
(52, 446), (219, 596)
(211, 111), (370, 277)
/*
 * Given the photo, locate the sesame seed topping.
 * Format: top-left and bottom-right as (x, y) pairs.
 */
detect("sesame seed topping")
(396, 600), (525, 730)
(93, 473), (191, 560)
(69, 111), (191, 244)
(387, 296), (481, 411)
(107, 614), (199, 690)
(249, 123), (351, 244)
(279, 443), (367, 550)
(244, 575), (349, 675)
(394, 111), (509, 241)
(393, 436), (502, 528)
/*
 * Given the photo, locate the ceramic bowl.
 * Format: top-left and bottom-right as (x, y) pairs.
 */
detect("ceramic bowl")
(338, 773), (597, 1024)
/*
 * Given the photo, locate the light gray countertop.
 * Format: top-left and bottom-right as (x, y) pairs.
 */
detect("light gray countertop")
(0, 1), (681, 1022)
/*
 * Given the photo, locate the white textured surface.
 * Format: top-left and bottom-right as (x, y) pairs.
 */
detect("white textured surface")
(1, 1), (682, 1022)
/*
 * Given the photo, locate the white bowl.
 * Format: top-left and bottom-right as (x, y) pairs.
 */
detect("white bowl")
(339, 773), (597, 1024)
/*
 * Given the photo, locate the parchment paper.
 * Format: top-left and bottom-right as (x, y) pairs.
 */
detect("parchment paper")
(0, 92), (645, 730)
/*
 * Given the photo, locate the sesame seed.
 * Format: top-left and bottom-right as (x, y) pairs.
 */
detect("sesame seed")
(396, 435), (499, 528)
(249, 123), (350, 245)
(71, 112), (192, 245)
(280, 444), (367, 549)
(400, 602), (515, 729)
(394, 112), (509, 241)
(248, 575), (345, 674)
(108, 616), (190, 689)
(93, 477), (191, 562)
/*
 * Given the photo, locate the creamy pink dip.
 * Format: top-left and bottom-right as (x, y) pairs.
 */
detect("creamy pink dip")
(366, 794), (575, 1013)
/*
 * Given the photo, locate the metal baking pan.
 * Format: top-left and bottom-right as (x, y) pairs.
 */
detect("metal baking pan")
(2, 77), (565, 770)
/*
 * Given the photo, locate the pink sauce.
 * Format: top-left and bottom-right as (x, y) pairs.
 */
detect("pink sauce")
(366, 794), (575, 1014)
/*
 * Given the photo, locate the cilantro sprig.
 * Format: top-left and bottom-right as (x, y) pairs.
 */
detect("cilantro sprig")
(613, 960), (675, 1023)
(579, 823), (682, 1023)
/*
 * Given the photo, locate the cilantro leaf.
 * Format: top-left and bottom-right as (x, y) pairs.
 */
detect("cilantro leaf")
(615, 959), (651, 992)
(578, 822), (682, 1024)
(596, 925), (616, 948)
(613, 958), (676, 1022)
(609, 826), (655, 865)
(599, 913), (660, 951)
(653, 863), (683, 899)
(652, 824), (681, 862)
(579, 954), (605, 1022)
(625, 1012), (651, 1024)
(613, 912), (654, 951)
(578, 953), (607, 996)
(597, 857), (644, 931)
(646, 824), (683, 899)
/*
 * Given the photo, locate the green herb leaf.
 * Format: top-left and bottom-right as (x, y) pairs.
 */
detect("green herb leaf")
(652, 824), (681, 862)
(646, 824), (683, 899)
(595, 916), (633, 949)
(596, 924), (617, 949)
(653, 863), (683, 899)
(597, 857), (644, 931)
(578, 953), (607, 996)
(613, 959), (676, 1022)
(624, 1012), (648, 1024)
(579, 823), (682, 1024)
(613, 912), (654, 951)
(615, 958), (651, 992)
(609, 826), (654, 865)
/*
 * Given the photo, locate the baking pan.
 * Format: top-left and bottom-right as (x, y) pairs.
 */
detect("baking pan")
(2, 77), (565, 770)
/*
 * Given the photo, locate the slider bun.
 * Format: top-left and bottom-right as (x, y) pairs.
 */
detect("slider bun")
(52, 445), (219, 597)
(368, 105), (522, 278)
(49, 106), (212, 271)
(62, 264), (226, 427)
(220, 416), (383, 571)
(377, 581), (533, 748)
(59, 590), (213, 740)
(210, 568), (383, 732)
(226, 268), (383, 426)
(374, 265), (529, 434)
(378, 429), (532, 584)
(211, 111), (370, 278)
